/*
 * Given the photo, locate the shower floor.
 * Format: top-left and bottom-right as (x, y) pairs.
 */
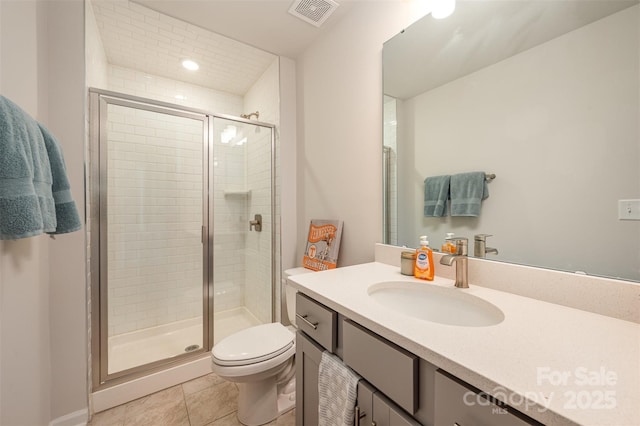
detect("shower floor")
(213, 306), (263, 344)
(108, 307), (263, 374)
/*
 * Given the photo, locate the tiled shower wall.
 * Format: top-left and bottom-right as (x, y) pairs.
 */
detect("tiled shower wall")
(106, 105), (204, 335)
(244, 60), (280, 324)
(102, 63), (279, 334)
(106, 65), (252, 323)
(87, 0), (280, 335)
(107, 65), (243, 114)
(244, 128), (273, 324)
(212, 123), (248, 313)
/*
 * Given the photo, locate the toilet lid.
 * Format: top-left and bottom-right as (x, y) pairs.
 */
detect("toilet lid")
(212, 323), (295, 366)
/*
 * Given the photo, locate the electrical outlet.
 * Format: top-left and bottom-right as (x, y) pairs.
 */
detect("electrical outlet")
(618, 199), (640, 220)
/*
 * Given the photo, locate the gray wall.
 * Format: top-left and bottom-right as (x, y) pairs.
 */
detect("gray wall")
(296, 2), (417, 267)
(397, 7), (639, 280)
(0, 0), (87, 424)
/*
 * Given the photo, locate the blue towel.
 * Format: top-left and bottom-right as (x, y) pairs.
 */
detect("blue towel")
(424, 175), (450, 217)
(450, 172), (489, 217)
(38, 123), (81, 235)
(0, 95), (80, 239)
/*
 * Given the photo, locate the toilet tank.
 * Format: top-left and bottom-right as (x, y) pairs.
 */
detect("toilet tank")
(283, 267), (313, 326)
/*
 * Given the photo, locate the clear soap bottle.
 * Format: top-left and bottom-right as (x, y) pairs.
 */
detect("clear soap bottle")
(414, 236), (434, 281)
(441, 232), (456, 254)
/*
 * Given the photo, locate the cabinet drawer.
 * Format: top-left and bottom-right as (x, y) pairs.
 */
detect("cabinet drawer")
(343, 319), (418, 414)
(435, 370), (541, 426)
(296, 293), (337, 352)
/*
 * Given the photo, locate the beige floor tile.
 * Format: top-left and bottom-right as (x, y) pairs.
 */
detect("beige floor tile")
(123, 385), (190, 426)
(185, 381), (238, 426)
(182, 373), (226, 396)
(206, 411), (243, 426)
(206, 408), (296, 426)
(89, 377), (295, 426)
(89, 404), (127, 426)
(268, 409), (295, 426)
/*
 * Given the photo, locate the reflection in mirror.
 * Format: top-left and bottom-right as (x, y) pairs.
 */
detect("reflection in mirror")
(383, 1), (640, 282)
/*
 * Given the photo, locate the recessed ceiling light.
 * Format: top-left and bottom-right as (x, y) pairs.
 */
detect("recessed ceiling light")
(182, 59), (199, 71)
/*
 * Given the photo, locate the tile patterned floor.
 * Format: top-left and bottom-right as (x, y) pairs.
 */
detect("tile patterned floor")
(89, 373), (296, 426)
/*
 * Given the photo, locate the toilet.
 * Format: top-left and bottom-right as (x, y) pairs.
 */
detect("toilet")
(211, 267), (311, 426)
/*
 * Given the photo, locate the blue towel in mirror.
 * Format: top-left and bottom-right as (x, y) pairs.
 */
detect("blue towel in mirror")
(450, 172), (489, 217)
(424, 175), (450, 217)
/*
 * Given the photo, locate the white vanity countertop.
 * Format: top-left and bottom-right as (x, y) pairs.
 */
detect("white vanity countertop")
(288, 262), (640, 426)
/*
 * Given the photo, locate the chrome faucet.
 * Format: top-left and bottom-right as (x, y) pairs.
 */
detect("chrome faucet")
(474, 234), (498, 258)
(439, 237), (469, 288)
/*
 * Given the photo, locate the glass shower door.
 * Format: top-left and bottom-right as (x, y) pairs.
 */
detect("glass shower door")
(211, 116), (274, 344)
(96, 96), (209, 379)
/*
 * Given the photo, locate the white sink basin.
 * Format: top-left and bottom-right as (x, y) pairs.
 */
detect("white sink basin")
(368, 281), (504, 327)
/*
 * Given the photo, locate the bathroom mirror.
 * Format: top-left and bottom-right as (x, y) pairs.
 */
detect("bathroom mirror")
(383, 0), (640, 282)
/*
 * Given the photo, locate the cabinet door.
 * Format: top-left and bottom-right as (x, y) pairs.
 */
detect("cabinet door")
(356, 381), (375, 426)
(435, 371), (540, 426)
(296, 331), (325, 426)
(372, 392), (422, 426)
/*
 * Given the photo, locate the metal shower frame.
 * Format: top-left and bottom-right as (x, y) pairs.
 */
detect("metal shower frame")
(88, 88), (276, 390)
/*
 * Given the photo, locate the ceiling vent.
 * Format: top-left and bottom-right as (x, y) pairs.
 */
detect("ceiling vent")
(288, 0), (339, 28)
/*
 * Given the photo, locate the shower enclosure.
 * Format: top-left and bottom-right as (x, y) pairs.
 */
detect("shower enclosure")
(89, 89), (275, 387)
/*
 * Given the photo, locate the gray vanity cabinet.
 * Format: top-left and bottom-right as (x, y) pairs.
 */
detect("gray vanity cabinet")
(355, 381), (374, 426)
(356, 381), (422, 426)
(296, 293), (337, 352)
(295, 293), (339, 426)
(434, 371), (541, 426)
(296, 331), (323, 426)
(373, 392), (422, 426)
(295, 291), (540, 426)
(343, 319), (418, 414)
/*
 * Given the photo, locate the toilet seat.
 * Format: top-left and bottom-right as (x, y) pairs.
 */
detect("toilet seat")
(212, 322), (294, 366)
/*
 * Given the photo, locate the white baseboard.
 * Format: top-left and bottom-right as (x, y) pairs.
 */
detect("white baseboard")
(49, 408), (88, 426)
(91, 355), (211, 413)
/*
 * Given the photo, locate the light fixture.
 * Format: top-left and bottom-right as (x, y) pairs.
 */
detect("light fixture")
(175, 94), (187, 100)
(182, 59), (199, 71)
(431, 0), (455, 19)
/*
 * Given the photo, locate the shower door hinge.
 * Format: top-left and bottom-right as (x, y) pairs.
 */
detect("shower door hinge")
(201, 226), (206, 244)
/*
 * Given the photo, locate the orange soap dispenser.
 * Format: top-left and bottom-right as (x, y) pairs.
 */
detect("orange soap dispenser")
(414, 235), (435, 281)
(441, 232), (456, 254)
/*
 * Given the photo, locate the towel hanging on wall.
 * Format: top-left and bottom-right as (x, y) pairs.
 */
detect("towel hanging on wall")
(38, 123), (82, 235)
(0, 95), (81, 240)
(450, 171), (489, 217)
(424, 175), (451, 217)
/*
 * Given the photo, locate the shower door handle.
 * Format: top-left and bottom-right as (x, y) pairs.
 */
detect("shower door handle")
(249, 214), (262, 232)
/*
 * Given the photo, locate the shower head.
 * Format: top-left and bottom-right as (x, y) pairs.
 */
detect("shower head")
(241, 111), (260, 120)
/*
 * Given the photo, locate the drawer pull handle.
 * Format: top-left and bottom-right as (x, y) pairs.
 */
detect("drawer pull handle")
(354, 406), (366, 426)
(296, 313), (318, 329)
(454, 423), (461, 426)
